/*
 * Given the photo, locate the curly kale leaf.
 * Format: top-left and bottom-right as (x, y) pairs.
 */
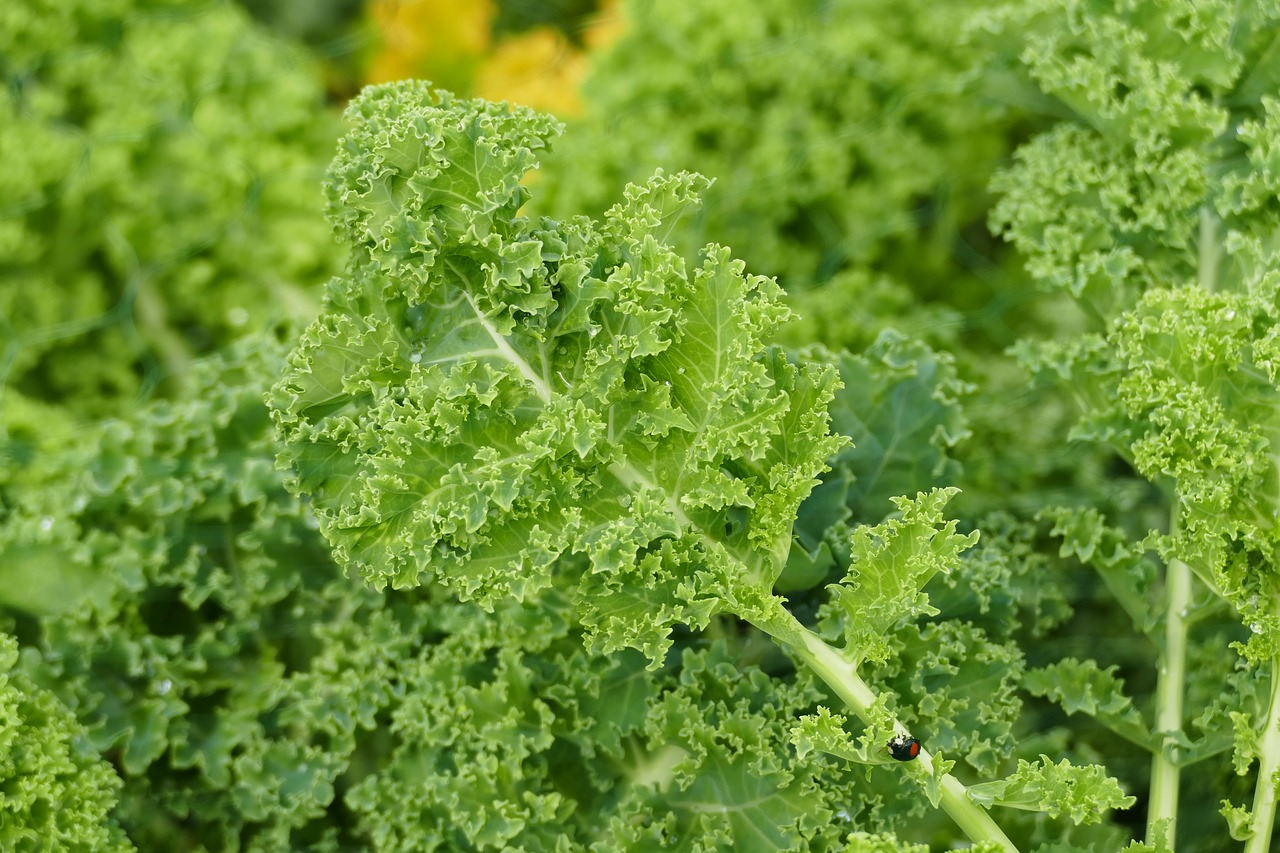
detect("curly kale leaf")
(984, 0), (1280, 316)
(983, 1), (1280, 847)
(1113, 283), (1280, 662)
(0, 341), (399, 849)
(817, 489), (978, 665)
(0, 634), (133, 852)
(966, 756), (1136, 826)
(3, 334), (886, 851)
(271, 82), (844, 664)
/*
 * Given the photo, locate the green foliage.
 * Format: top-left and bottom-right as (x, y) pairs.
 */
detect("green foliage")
(781, 334), (971, 593)
(1115, 284), (1280, 659)
(841, 833), (929, 853)
(535, 0), (1013, 300)
(8, 0), (1280, 849)
(0, 342), (870, 851)
(0, 0), (339, 419)
(984, 0), (1280, 315)
(272, 82), (845, 665)
(819, 489), (978, 664)
(0, 342), (386, 848)
(967, 756), (1136, 825)
(1024, 659), (1152, 750)
(981, 0), (1280, 849)
(270, 80), (1137, 850)
(825, 336), (972, 524)
(0, 634), (133, 852)
(0, 336), (1033, 850)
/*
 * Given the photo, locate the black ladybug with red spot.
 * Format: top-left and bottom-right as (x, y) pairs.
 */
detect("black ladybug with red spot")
(888, 734), (921, 762)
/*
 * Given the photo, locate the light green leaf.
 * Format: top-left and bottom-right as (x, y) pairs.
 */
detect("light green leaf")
(817, 488), (978, 664)
(272, 83), (844, 665)
(1025, 659), (1154, 750)
(0, 635), (133, 852)
(966, 756), (1136, 825)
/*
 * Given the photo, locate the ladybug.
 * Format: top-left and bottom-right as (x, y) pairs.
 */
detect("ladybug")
(887, 734), (921, 762)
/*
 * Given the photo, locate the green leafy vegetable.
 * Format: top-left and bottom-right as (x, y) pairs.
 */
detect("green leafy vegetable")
(537, 0), (1010, 294)
(0, 0), (339, 420)
(0, 634), (132, 852)
(271, 81), (844, 661)
(982, 0), (1280, 849)
(271, 79), (1139, 851)
(9, 0), (1280, 848)
(967, 757), (1136, 825)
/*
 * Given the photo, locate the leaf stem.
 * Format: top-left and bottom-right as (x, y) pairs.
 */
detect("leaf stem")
(1244, 651), (1280, 853)
(1198, 205), (1220, 293)
(1147, 555), (1191, 848)
(755, 602), (1019, 852)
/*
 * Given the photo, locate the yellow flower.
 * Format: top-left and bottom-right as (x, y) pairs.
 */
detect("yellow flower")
(475, 27), (585, 116)
(582, 0), (624, 52)
(365, 0), (626, 117)
(366, 0), (494, 91)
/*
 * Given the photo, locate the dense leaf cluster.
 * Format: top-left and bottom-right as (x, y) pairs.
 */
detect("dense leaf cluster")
(0, 634), (131, 851)
(980, 0), (1280, 847)
(0, 343), (1010, 851)
(0, 0), (339, 421)
(5, 0), (1280, 850)
(272, 82), (846, 665)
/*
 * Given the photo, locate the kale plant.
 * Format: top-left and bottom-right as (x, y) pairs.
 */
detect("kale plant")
(268, 81), (1135, 850)
(4, 1), (1280, 850)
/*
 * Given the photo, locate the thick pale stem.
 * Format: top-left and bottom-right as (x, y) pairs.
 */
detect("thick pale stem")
(1147, 556), (1191, 848)
(755, 603), (1019, 852)
(1144, 208), (1202, 847)
(1244, 653), (1280, 853)
(1198, 206), (1220, 293)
